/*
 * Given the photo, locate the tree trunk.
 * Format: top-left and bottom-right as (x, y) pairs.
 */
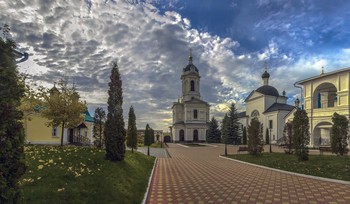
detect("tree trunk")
(132, 147), (134, 153)
(61, 121), (65, 146)
(225, 143), (227, 156)
(147, 145), (150, 156)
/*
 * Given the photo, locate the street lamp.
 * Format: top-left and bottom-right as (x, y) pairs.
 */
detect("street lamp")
(269, 120), (272, 153)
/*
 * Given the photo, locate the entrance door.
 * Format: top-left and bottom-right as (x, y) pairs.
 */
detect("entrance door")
(179, 130), (185, 142)
(193, 129), (198, 142)
(69, 129), (74, 144)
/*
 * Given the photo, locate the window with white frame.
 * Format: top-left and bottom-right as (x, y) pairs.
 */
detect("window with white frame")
(52, 127), (58, 137)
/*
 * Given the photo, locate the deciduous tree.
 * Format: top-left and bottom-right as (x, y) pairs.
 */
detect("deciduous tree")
(247, 118), (264, 156)
(292, 110), (310, 161)
(104, 61), (126, 161)
(206, 116), (221, 143)
(93, 107), (106, 148)
(126, 106), (137, 153)
(0, 24), (26, 203)
(39, 79), (86, 146)
(331, 112), (349, 156)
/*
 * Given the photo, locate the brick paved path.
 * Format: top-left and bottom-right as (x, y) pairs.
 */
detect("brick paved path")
(146, 144), (350, 204)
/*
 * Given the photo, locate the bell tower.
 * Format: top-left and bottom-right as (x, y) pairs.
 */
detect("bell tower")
(181, 49), (201, 101)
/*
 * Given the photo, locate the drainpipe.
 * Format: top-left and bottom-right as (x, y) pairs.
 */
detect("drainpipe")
(294, 82), (303, 109)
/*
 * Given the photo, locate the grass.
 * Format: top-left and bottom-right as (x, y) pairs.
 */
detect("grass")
(228, 153), (350, 181)
(182, 143), (207, 147)
(21, 145), (155, 204)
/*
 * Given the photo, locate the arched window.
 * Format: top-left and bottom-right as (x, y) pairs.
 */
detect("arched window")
(194, 109), (198, 119)
(190, 80), (195, 91)
(251, 110), (259, 118)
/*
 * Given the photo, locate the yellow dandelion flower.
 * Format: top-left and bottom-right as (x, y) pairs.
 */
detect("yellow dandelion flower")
(38, 165), (44, 170)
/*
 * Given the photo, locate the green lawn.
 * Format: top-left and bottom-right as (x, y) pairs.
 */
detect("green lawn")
(21, 145), (155, 204)
(228, 153), (350, 181)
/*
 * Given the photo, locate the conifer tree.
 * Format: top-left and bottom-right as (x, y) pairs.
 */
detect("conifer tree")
(247, 118), (264, 156)
(221, 114), (230, 156)
(126, 106), (138, 153)
(265, 128), (269, 145)
(93, 107), (106, 148)
(104, 61), (126, 161)
(292, 110), (310, 161)
(227, 103), (241, 144)
(206, 116), (221, 143)
(283, 122), (293, 154)
(331, 112), (349, 156)
(0, 24), (26, 203)
(242, 127), (247, 145)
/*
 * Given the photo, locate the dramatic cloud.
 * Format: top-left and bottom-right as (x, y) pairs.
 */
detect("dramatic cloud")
(2, 0), (350, 130)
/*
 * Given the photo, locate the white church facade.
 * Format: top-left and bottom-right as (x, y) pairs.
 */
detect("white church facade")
(171, 52), (210, 143)
(238, 65), (295, 144)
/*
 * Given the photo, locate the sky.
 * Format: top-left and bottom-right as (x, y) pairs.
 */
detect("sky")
(2, 0), (350, 131)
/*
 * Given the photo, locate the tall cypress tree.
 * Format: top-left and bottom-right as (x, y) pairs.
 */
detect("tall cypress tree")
(150, 128), (155, 144)
(265, 128), (269, 145)
(0, 24), (26, 203)
(104, 61), (126, 161)
(292, 110), (310, 161)
(144, 124), (151, 156)
(247, 118), (264, 156)
(127, 106), (137, 153)
(206, 116), (221, 143)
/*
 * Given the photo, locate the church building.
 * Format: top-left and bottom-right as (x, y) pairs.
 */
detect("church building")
(238, 64), (295, 144)
(171, 51), (210, 143)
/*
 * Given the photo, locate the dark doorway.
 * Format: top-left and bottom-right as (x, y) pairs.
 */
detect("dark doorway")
(69, 129), (74, 144)
(180, 129), (185, 142)
(193, 129), (198, 142)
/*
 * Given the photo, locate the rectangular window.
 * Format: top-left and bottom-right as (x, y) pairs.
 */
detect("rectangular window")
(85, 130), (88, 138)
(194, 109), (198, 119)
(269, 120), (273, 129)
(52, 127), (58, 137)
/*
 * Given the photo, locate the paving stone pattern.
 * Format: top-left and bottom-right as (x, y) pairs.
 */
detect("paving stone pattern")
(146, 144), (350, 204)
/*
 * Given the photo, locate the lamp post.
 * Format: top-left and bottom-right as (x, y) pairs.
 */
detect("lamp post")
(269, 128), (272, 153)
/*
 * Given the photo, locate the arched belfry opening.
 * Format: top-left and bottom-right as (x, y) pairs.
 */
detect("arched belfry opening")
(190, 80), (195, 91)
(313, 83), (337, 108)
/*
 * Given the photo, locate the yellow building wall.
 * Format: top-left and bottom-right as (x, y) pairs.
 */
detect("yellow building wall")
(25, 113), (62, 144)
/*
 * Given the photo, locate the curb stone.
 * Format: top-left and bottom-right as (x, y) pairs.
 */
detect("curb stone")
(142, 158), (158, 204)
